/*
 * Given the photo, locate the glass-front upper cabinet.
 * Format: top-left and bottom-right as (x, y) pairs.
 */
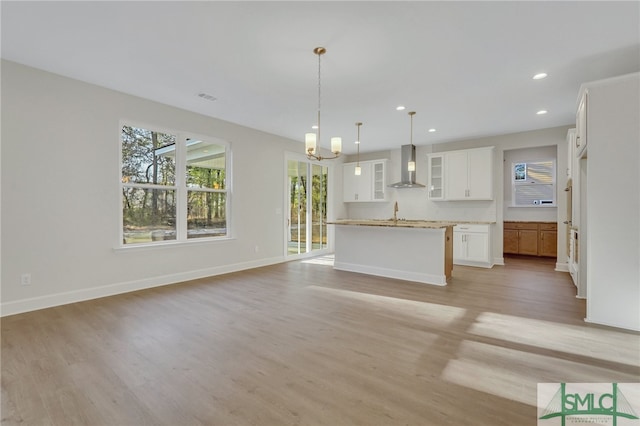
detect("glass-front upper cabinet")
(427, 154), (444, 200)
(343, 159), (387, 202)
(372, 161), (387, 201)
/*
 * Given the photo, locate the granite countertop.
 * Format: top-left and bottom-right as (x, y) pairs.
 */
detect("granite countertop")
(328, 219), (456, 229)
(328, 219), (495, 229)
(503, 220), (558, 224)
(448, 220), (496, 224)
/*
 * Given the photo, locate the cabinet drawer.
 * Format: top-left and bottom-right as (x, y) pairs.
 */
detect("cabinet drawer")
(454, 224), (489, 233)
(504, 222), (538, 230)
(539, 223), (557, 231)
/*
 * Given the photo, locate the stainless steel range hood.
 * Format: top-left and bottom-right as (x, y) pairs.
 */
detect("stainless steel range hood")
(389, 144), (425, 188)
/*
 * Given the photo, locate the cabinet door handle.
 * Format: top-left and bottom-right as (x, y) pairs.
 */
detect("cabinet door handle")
(576, 135), (580, 148)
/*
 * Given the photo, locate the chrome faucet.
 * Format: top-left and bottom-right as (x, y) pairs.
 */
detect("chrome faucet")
(393, 201), (399, 223)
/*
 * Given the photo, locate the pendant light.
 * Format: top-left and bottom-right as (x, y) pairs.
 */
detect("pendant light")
(388, 110), (425, 188)
(304, 47), (342, 161)
(354, 122), (362, 175)
(407, 111), (416, 172)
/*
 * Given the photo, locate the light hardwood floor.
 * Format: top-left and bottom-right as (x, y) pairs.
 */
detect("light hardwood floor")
(2, 256), (639, 425)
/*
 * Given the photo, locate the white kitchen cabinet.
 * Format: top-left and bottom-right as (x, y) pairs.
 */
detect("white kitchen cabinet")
(453, 224), (491, 267)
(575, 92), (588, 158)
(566, 128), (576, 178)
(446, 151), (469, 199)
(427, 154), (444, 200)
(445, 147), (494, 200)
(569, 228), (578, 287)
(372, 161), (387, 201)
(343, 160), (387, 202)
(428, 146), (494, 201)
(343, 162), (371, 202)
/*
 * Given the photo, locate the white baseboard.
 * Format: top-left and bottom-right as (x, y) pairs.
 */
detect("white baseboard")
(584, 316), (640, 332)
(555, 262), (569, 272)
(333, 261), (447, 286)
(1, 256), (285, 317)
(454, 260), (494, 269)
(493, 257), (505, 266)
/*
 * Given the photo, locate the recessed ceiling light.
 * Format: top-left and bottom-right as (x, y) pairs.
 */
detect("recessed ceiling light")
(428, 128), (436, 133)
(312, 125), (318, 129)
(537, 110), (548, 115)
(533, 73), (548, 80)
(396, 106), (406, 111)
(355, 140), (360, 144)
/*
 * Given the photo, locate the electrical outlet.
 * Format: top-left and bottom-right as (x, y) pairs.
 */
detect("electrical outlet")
(254, 245), (259, 253)
(21, 273), (31, 286)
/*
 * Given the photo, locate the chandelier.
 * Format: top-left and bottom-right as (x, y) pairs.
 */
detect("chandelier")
(305, 47), (342, 161)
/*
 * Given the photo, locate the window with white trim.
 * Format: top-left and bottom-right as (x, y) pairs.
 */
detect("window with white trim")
(121, 124), (229, 245)
(511, 159), (556, 206)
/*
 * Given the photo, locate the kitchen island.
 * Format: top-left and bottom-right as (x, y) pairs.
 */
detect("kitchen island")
(328, 219), (454, 285)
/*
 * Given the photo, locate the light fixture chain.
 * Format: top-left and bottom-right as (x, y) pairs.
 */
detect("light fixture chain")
(409, 111), (416, 145)
(317, 50), (322, 146)
(410, 113), (413, 145)
(357, 123), (361, 165)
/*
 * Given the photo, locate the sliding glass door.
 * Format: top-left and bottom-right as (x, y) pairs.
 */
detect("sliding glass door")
(288, 160), (308, 255)
(287, 158), (328, 257)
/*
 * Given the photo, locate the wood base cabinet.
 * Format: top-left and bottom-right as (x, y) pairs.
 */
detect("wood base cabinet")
(504, 222), (557, 257)
(538, 223), (558, 257)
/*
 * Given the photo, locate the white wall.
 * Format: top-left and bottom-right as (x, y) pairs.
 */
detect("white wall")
(582, 73), (640, 331)
(0, 60), (341, 315)
(344, 126), (572, 266)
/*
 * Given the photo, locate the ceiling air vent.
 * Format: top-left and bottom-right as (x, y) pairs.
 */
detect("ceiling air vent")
(197, 92), (217, 102)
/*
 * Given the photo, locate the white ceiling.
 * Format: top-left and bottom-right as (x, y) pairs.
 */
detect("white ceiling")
(2, 1), (639, 155)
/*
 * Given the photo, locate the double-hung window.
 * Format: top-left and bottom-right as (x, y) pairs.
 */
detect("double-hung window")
(121, 124), (230, 245)
(511, 159), (556, 207)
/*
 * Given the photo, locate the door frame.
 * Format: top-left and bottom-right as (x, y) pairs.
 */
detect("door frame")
(284, 152), (334, 260)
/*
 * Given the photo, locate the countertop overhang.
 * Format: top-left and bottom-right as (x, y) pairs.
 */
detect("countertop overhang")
(328, 219), (495, 229)
(328, 219), (455, 229)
